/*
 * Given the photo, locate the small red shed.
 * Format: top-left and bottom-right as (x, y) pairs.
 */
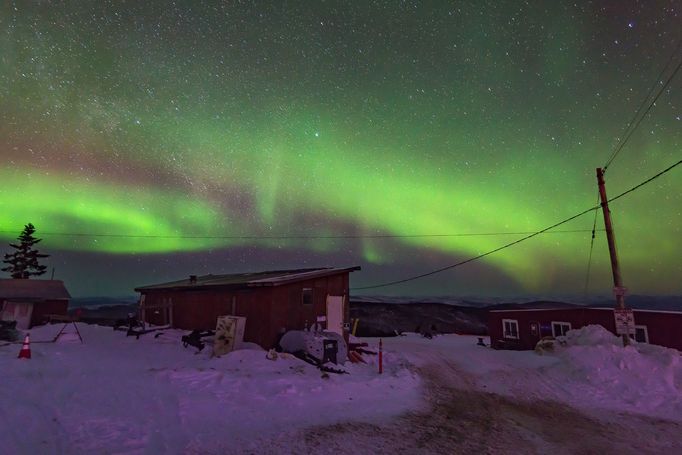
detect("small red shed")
(488, 306), (682, 351)
(135, 267), (361, 349)
(0, 279), (71, 329)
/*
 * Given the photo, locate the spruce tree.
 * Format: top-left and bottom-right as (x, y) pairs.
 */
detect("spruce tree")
(2, 223), (49, 279)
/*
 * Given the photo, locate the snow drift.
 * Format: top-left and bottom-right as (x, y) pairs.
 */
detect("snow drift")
(0, 323), (420, 454)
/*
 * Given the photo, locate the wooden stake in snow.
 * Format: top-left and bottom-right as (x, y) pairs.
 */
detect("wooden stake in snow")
(596, 168), (630, 347)
(379, 338), (383, 374)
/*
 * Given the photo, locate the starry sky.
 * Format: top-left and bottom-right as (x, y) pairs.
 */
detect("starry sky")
(1, 1), (680, 298)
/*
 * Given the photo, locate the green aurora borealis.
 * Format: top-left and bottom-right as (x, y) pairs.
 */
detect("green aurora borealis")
(1, 1), (680, 296)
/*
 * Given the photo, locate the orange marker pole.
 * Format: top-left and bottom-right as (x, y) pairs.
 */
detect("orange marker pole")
(378, 338), (383, 374)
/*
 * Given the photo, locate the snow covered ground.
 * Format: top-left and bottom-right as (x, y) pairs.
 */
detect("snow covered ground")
(385, 325), (682, 422)
(1, 323), (680, 454)
(0, 324), (421, 454)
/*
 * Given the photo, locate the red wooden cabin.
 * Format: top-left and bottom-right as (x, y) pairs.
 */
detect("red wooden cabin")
(488, 307), (682, 351)
(0, 279), (71, 329)
(135, 267), (360, 349)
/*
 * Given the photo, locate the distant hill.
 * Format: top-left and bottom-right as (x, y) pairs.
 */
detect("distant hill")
(69, 296), (138, 309)
(68, 297), (138, 326)
(349, 301), (488, 337)
(65, 295), (681, 333)
(484, 301), (581, 311)
(350, 296), (682, 338)
(585, 295), (682, 311)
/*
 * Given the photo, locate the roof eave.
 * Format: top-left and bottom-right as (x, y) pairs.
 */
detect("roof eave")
(246, 266), (362, 287)
(136, 266), (361, 292)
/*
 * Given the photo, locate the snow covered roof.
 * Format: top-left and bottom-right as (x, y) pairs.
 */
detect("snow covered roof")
(135, 267), (361, 292)
(0, 279), (71, 300)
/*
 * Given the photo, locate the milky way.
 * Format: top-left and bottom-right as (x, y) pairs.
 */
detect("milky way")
(1, 1), (680, 297)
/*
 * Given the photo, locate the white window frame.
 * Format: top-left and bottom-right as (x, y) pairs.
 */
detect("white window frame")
(551, 321), (571, 338)
(630, 325), (649, 343)
(502, 319), (519, 339)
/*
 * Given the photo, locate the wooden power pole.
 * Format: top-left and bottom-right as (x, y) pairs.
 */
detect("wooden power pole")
(596, 168), (630, 346)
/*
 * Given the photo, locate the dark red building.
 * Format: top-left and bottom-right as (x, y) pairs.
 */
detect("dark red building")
(135, 267), (361, 349)
(0, 279), (71, 329)
(488, 307), (682, 351)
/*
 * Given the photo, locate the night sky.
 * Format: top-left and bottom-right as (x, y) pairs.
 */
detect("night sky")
(1, 1), (680, 298)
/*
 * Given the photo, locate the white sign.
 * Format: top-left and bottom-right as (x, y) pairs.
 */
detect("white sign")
(213, 315), (246, 357)
(614, 308), (634, 335)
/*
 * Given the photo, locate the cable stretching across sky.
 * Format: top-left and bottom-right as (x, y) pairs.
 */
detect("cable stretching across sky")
(353, 160), (682, 291)
(355, 35), (682, 292)
(603, 36), (682, 171)
(0, 229), (603, 241)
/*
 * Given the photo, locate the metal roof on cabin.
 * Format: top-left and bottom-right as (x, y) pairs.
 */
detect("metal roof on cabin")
(134, 266), (361, 292)
(0, 279), (71, 300)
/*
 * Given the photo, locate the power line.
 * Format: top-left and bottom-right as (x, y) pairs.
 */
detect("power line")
(582, 192), (601, 298)
(0, 229), (602, 241)
(352, 208), (600, 290)
(603, 37), (682, 171)
(352, 159), (682, 291)
(606, 159), (681, 204)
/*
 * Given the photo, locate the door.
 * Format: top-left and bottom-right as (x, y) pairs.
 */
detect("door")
(529, 321), (541, 345)
(1, 301), (34, 329)
(326, 295), (344, 335)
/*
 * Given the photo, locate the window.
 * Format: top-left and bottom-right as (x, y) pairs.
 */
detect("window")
(502, 319), (519, 339)
(551, 321), (571, 338)
(629, 325), (649, 343)
(302, 288), (313, 306)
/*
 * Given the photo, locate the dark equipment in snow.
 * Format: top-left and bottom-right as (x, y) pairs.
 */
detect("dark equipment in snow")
(126, 325), (170, 339)
(279, 330), (347, 365)
(181, 329), (215, 352)
(112, 312), (170, 339)
(279, 330), (349, 374)
(0, 320), (19, 342)
(415, 324), (433, 339)
(114, 313), (143, 332)
(322, 339), (338, 364)
(291, 350), (348, 375)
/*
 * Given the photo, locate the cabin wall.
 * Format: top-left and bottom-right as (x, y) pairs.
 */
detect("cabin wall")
(629, 311), (682, 351)
(140, 272), (352, 349)
(30, 299), (68, 327)
(142, 289), (274, 348)
(488, 308), (682, 351)
(489, 309), (599, 350)
(268, 272), (350, 347)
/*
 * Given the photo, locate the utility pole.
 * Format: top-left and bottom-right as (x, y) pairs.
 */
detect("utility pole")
(596, 168), (630, 346)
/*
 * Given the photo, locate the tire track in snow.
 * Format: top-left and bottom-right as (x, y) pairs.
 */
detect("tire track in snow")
(291, 355), (682, 454)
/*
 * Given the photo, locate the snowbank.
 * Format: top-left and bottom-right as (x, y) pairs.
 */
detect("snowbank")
(0, 323), (421, 454)
(382, 330), (682, 423)
(544, 325), (682, 419)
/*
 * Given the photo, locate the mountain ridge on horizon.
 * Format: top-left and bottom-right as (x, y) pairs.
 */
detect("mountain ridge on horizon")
(68, 294), (682, 312)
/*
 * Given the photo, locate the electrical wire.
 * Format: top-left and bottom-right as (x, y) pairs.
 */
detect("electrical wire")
(582, 192), (601, 299)
(603, 38), (682, 171)
(0, 229), (603, 240)
(352, 159), (682, 291)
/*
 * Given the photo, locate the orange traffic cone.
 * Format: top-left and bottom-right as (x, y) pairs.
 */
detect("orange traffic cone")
(17, 334), (31, 359)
